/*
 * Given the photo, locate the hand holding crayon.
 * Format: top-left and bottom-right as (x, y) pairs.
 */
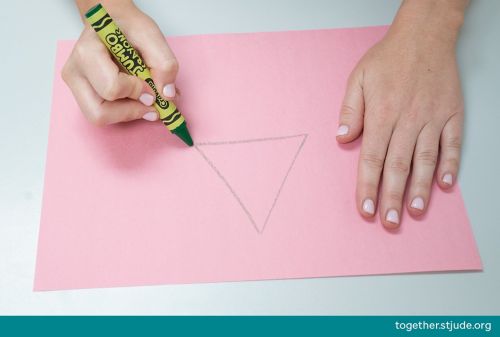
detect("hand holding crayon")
(63, 1), (192, 145)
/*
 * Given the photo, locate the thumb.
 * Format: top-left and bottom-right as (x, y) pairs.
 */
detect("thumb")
(104, 72), (155, 104)
(336, 69), (365, 143)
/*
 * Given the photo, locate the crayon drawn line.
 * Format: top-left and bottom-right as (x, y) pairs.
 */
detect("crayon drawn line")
(195, 133), (308, 146)
(194, 146), (259, 233)
(195, 133), (308, 234)
(261, 133), (307, 234)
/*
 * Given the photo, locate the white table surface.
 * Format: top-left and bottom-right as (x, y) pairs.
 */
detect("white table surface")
(0, 0), (499, 314)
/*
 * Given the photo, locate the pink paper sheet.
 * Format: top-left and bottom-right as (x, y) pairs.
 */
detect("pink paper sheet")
(35, 27), (482, 291)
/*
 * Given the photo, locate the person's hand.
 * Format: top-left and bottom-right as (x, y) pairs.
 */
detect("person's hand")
(63, 0), (178, 125)
(336, 0), (468, 229)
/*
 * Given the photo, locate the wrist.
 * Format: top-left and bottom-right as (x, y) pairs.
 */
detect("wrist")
(389, 0), (468, 49)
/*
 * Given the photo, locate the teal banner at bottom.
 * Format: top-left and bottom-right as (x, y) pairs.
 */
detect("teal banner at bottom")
(0, 316), (497, 336)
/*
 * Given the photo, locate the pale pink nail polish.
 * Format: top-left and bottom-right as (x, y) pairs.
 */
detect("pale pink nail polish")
(362, 199), (375, 215)
(139, 93), (155, 106)
(443, 173), (453, 185)
(142, 112), (158, 121)
(386, 209), (399, 224)
(411, 197), (425, 210)
(337, 125), (349, 136)
(163, 83), (176, 98)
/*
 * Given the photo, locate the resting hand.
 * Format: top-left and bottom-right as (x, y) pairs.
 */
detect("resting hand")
(337, 0), (468, 228)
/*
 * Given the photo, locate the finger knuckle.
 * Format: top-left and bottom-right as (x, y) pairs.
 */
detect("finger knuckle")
(157, 58), (179, 76)
(369, 103), (395, 124)
(387, 190), (403, 203)
(61, 63), (72, 84)
(87, 108), (107, 126)
(74, 43), (87, 61)
(415, 150), (438, 166)
(413, 178), (432, 191)
(388, 157), (410, 174)
(445, 157), (460, 169)
(444, 136), (462, 150)
(450, 104), (465, 117)
(359, 180), (379, 194)
(347, 69), (360, 84)
(403, 108), (419, 122)
(101, 81), (121, 101)
(126, 76), (144, 99)
(340, 104), (358, 118)
(377, 101), (397, 115)
(360, 152), (385, 169)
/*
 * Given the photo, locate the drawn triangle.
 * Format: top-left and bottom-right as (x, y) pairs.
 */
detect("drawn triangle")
(195, 134), (307, 233)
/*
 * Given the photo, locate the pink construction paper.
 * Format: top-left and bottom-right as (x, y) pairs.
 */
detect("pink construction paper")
(35, 27), (482, 291)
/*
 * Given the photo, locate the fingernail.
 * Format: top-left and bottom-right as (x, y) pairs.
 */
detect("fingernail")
(163, 83), (176, 98)
(386, 209), (399, 224)
(139, 93), (155, 106)
(142, 112), (158, 121)
(410, 197), (425, 210)
(442, 173), (453, 185)
(362, 198), (375, 215)
(337, 125), (349, 136)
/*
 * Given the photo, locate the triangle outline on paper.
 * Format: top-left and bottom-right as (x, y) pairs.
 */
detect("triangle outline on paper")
(195, 134), (308, 234)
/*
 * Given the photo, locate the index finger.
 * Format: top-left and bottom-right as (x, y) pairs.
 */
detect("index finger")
(356, 109), (393, 218)
(125, 19), (179, 99)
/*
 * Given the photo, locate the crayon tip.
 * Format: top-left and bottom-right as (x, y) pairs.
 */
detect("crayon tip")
(172, 122), (194, 147)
